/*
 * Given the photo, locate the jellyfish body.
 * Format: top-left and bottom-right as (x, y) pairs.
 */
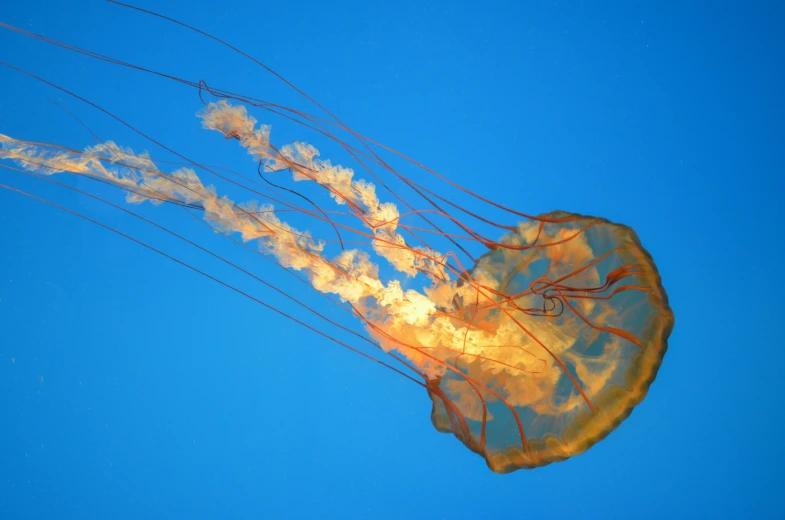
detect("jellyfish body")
(422, 213), (674, 471)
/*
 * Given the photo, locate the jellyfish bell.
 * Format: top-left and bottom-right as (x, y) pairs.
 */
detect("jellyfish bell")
(379, 212), (674, 472)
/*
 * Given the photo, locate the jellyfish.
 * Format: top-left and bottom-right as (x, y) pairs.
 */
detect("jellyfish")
(0, 8), (674, 473)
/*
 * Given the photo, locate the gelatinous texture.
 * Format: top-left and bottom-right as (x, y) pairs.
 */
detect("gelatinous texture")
(424, 212), (674, 472)
(0, 98), (673, 473)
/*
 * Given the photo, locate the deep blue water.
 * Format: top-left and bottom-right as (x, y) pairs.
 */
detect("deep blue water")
(1, 1), (782, 518)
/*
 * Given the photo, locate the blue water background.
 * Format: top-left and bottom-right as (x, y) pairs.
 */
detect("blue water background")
(0, 1), (782, 518)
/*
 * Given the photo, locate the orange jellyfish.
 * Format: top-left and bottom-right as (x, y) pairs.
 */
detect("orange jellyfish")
(424, 212), (673, 471)
(0, 7), (674, 473)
